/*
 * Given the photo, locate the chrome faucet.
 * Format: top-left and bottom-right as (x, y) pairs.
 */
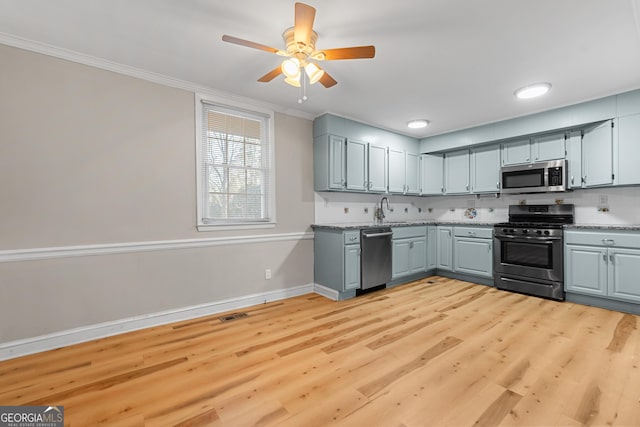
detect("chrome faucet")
(375, 196), (390, 223)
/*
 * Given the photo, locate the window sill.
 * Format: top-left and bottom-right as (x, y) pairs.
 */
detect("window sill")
(197, 222), (276, 232)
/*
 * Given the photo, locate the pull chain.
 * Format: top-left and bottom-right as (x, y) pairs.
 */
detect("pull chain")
(298, 71), (308, 104)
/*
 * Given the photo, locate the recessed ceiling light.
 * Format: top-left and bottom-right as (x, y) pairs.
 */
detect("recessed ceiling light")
(407, 119), (429, 129)
(514, 82), (552, 99)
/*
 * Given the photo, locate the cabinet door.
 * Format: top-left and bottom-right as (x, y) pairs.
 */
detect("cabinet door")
(344, 244), (361, 290)
(617, 114), (640, 185)
(436, 227), (453, 271)
(388, 148), (406, 194)
(328, 135), (346, 189)
(368, 143), (388, 192)
(501, 139), (531, 165)
(420, 154), (444, 195)
(346, 139), (368, 191)
(565, 131), (583, 189)
(532, 133), (566, 162)
(582, 120), (614, 187)
(608, 248), (640, 303)
(427, 226), (437, 270)
(405, 152), (420, 194)
(444, 150), (470, 194)
(453, 237), (493, 278)
(564, 245), (608, 296)
(410, 238), (427, 274)
(470, 145), (500, 193)
(392, 239), (411, 278)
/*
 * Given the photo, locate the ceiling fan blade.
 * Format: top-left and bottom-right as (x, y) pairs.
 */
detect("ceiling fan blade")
(317, 45), (376, 60)
(258, 66), (283, 83)
(222, 35), (281, 54)
(294, 2), (316, 45)
(319, 71), (337, 88)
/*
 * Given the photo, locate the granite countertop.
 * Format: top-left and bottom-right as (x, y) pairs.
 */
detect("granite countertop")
(565, 224), (640, 231)
(312, 221), (499, 230)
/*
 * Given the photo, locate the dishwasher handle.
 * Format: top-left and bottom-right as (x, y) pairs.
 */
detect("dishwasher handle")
(362, 231), (393, 238)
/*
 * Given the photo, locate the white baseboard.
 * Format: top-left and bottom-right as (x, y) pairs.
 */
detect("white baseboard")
(313, 283), (340, 301)
(0, 284), (315, 361)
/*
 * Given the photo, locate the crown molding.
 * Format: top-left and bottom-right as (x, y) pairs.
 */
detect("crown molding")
(0, 32), (315, 121)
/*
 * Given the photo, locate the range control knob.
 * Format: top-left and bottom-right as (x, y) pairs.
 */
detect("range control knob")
(544, 230), (550, 235)
(522, 229), (529, 234)
(536, 230), (543, 235)
(502, 228), (509, 233)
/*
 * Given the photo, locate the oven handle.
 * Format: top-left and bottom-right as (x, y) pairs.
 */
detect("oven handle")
(495, 235), (562, 242)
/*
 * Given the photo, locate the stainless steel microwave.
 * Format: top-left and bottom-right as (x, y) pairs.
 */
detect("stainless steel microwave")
(501, 159), (568, 194)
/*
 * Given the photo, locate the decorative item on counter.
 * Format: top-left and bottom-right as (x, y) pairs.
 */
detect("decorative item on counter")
(464, 208), (478, 219)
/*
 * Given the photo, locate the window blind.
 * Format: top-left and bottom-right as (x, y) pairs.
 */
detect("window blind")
(200, 102), (271, 224)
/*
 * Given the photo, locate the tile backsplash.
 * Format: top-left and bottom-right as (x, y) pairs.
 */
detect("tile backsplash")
(314, 186), (640, 225)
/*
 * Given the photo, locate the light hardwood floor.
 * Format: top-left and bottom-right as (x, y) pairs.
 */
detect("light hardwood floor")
(1, 276), (639, 426)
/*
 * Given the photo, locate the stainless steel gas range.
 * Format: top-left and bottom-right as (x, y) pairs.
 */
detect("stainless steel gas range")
(493, 204), (575, 301)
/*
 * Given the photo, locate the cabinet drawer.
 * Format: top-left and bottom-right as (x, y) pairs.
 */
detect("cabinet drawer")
(453, 226), (492, 239)
(565, 230), (640, 248)
(343, 230), (360, 245)
(392, 226), (427, 240)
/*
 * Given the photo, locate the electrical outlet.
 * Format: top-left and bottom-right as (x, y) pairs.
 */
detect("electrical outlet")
(344, 207), (349, 214)
(598, 195), (608, 205)
(265, 269), (272, 280)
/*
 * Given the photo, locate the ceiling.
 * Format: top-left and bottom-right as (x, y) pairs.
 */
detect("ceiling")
(1, 0), (640, 138)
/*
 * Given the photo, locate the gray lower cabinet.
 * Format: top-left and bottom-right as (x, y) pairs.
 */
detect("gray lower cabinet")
(565, 230), (640, 303)
(436, 226), (453, 271)
(392, 226), (427, 279)
(427, 226), (437, 270)
(453, 227), (493, 278)
(314, 229), (361, 296)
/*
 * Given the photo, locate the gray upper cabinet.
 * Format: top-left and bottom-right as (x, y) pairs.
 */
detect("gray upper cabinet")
(388, 148), (406, 194)
(406, 152), (420, 195)
(444, 149), (470, 194)
(470, 145), (500, 193)
(368, 143), (388, 192)
(314, 134), (346, 191)
(532, 133), (566, 162)
(617, 113), (640, 186)
(346, 139), (368, 191)
(389, 149), (420, 195)
(582, 120), (614, 187)
(565, 131), (583, 189)
(501, 139), (531, 165)
(420, 154), (444, 195)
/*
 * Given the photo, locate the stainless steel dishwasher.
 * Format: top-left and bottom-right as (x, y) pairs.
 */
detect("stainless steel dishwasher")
(360, 227), (393, 290)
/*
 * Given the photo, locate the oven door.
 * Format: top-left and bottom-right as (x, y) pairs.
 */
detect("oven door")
(493, 234), (563, 282)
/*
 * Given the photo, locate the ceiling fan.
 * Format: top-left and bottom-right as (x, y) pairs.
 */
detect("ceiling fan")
(222, 2), (375, 91)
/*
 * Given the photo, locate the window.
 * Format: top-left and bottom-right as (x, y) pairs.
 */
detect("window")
(196, 95), (275, 230)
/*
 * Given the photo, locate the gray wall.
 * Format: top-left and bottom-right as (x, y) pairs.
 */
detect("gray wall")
(0, 44), (315, 343)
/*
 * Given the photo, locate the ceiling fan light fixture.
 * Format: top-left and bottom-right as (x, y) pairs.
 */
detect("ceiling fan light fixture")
(514, 82), (552, 99)
(304, 62), (324, 84)
(284, 75), (301, 87)
(281, 58), (301, 78)
(407, 119), (430, 129)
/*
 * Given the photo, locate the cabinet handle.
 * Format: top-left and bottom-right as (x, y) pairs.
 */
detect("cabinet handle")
(610, 253), (614, 263)
(466, 184), (469, 191)
(496, 181), (500, 189)
(409, 241), (414, 249)
(349, 236), (357, 241)
(602, 251), (607, 262)
(468, 231), (476, 236)
(571, 176), (574, 185)
(582, 176), (586, 184)
(602, 238), (615, 245)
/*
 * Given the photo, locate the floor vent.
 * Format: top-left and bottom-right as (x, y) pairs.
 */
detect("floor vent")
(219, 312), (248, 323)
